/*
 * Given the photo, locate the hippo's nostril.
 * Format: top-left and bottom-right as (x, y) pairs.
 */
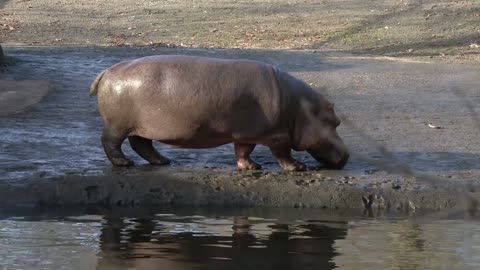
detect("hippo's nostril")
(327, 152), (349, 170)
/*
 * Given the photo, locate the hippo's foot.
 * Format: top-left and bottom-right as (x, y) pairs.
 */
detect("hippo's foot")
(237, 159), (262, 170)
(111, 157), (134, 167)
(149, 157), (171, 166)
(281, 161), (306, 172)
(269, 146), (306, 171)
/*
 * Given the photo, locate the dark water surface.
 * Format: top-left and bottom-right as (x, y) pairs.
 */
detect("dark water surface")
(1, 208), (479, 270)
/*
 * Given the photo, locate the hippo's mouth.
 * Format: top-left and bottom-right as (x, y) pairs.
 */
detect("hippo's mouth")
(308, 150), (349, 170)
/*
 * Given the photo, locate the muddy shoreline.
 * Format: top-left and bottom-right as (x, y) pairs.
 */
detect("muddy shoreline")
(0, 46), (478, 211)
(1, 168), (477, 213)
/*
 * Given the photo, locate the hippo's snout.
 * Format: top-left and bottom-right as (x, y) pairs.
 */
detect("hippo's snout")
(307, 142), (349, 170)
(322, 151), (349, 170)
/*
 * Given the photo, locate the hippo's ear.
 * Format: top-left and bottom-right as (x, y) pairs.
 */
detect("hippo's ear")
(292, 101), (318, 151)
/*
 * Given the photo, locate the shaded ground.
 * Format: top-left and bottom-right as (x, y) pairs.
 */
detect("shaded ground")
(0, 46), (478, 210)
(0, 0), (479, 62)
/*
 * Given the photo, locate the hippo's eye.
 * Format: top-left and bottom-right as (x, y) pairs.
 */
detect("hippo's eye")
(328, 115), (341, 128)
(334, 118), (341, 127)
(325, 104), (334, 114)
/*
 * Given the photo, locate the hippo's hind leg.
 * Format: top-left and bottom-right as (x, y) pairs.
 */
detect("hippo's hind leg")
(101, 127), (134, 167)
(234, 143), (261, 170)
(128, 136), (170, 165)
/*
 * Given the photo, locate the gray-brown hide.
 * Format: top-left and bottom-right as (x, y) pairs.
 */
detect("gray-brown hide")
(90, 55), (349, 171)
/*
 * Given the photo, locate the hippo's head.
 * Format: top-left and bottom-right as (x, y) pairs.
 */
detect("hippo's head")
(293, 97), (349, 169)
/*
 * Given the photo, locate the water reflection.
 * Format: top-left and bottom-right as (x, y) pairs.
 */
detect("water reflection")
(1, 209), (480, 270)
(97, 214), (347, 270)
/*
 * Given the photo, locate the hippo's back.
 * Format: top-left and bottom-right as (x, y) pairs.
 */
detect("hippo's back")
(96, 55), (285, 145)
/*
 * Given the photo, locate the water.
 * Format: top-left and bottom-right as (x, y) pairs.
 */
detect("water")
(1, 208), (479, 270)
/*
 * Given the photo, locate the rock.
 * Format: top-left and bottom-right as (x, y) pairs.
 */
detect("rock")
(407, 200), (418, 212)
(0, 44), (14, 69)
(0, 44), (4, 67)
(362, 194), (386, 210)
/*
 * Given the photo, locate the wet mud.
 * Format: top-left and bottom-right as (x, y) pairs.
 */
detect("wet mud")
(0, 80), (52, 116)
(0, 46), (479, 210)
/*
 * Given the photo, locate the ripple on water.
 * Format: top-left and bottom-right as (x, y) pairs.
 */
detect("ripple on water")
(1, 210), (480, 270)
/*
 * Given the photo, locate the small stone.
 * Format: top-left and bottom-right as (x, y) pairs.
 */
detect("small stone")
(407, 201), (418, 212)
(377, 196), (386, 209)
(362, 196), (369, 208)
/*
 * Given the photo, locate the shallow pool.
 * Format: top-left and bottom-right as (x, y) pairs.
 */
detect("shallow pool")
(1, 208), (479, 270)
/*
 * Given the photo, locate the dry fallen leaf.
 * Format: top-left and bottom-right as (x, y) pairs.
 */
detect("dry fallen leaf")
(427, 123), (442, 129)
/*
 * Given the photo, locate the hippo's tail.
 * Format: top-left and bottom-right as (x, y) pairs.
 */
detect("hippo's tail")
(89, 69), (107, 96)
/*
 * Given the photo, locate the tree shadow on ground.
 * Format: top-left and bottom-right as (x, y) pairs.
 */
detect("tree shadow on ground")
(2, 46), (354, 75)
(305, 1), (479, 57)
(348, 34), (480, 57)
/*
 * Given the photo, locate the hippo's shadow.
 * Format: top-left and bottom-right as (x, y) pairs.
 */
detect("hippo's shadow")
(122, 144), (322, 171)
(137, 148), (480, 173)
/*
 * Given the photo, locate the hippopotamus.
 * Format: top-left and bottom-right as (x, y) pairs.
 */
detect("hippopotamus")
(90, 55), (349, 171)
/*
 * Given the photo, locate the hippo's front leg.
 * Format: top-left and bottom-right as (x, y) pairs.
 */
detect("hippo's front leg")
(266, 135), (306, 171)
(234, 143), (262, 170)
(269, 147), (306, 171)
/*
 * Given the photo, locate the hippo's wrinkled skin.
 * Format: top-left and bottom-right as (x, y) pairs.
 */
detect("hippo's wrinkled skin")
(90, 55), (349, 171)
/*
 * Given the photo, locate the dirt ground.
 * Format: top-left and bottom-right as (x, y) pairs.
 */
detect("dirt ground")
(1, 0), (479, 62)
